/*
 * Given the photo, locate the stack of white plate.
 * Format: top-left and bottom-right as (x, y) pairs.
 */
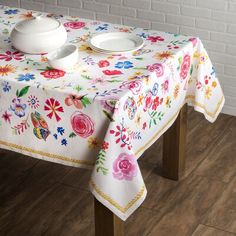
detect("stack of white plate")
(88, 32), (144, 54)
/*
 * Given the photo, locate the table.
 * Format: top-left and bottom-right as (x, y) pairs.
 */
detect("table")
(0, 5), (225, 236)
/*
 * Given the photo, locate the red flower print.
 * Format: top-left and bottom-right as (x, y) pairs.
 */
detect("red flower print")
(147, 63), (164, 77)
(113, 153), (137, 181)
(147, 36), (164, 43)
(101, 141), (109, 150)
(0, 51), (24, 61)
(64, 21), (85, 29)
(2, 111), (12, 123)
(65, 94), (83, 109)
(152, 97), (163, 110)
(102, 70), (122, 76)
(143, 91), (153, 111)
(40, 68), (65, 79)
(180, 54), (191, 80)
(98, 60), (110, 68)
(44, 98), (64, 122)
(70, 111), (94, 138)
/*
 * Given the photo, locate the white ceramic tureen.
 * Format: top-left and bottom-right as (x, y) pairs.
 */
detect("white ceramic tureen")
(10, 13), (67, 54)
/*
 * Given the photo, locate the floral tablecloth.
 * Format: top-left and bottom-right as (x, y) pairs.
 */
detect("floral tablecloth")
(0, 5), (224, 220)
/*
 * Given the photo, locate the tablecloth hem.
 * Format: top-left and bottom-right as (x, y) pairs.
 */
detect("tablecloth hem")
(0, 140), (94, 170)
(89, 181), (147, 221)
(186, 96), (225, 123)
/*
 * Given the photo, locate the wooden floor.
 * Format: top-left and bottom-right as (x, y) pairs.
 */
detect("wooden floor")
(0, 108), (236, 236)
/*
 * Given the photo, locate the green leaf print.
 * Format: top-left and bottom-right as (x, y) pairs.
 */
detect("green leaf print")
(16, 86), (30, 98)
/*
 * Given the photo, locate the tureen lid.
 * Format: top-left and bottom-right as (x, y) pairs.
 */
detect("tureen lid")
(14, 13), (61, 34)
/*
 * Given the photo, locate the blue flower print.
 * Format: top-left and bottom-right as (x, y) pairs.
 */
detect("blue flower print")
(96, 24), (108, 31)
(137, 33), (148, 39)
(115, 61), (133, 69)
(57, 127), (65, 135)
(152, 83), (159, 96)
(10, 98), (27, 118)
(4, 9), (19, 15)
(17, 73), (35, 82)
(53, 134), (58, 140)
(61, 138), (68, 146)
(1, 81), (11, 92)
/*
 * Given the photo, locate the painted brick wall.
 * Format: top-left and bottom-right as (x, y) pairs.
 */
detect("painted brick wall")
(1, 0), (236, 116)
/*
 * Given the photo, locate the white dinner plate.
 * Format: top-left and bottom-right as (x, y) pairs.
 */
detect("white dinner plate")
(89, 32), (144, 53)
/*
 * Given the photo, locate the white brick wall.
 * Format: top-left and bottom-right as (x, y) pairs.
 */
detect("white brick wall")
(1, 0), (236, 116)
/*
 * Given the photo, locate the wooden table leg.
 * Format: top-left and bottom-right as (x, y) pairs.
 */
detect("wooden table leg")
(162, 104), (187, 180)
(94, 198), (124, 236)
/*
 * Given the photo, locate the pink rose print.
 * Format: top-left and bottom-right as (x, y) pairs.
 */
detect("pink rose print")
(147, 36), (164, 43)
(120, 80), (142, 95)
(0, 51), (24, 61)
(180, 54), (191, 80)
(102, 70), (122, 76)
(189, 37), (198, 47)
(147, 63), (164, 77)
(143, 91), (153, 111)
(113, 153), (138, 181)
(98, 60), (110, 68)
(71, 111), (94, 138)
(40, 68), (65, 79)
(64, 21), (85, 29)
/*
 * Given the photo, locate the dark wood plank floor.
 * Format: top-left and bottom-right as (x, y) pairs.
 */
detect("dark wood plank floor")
(0, 108), (236, 236)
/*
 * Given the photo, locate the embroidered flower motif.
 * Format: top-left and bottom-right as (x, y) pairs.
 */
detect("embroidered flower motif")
(147, 36), (164, 43)
(88, 137), (99, 149)
(70, 111), (94, 138)
(115, 61), (133, 69)
(10, 98), (27, 118)
(64, 21), (85, 29)
(147, 63), (164, 77)
(98, 60), (110, 68)
(0, 51), (24, 61)
(1, 81), (11, 92)
(17, 73), (35, 81)
(40, 68), (65, 79)
(180, 54), (191, 80)
(44, 98), (64, 122)
(65, 94), (83, 109)
(0, 64), (16, 76)
(61, 138), (68, 146)
(102, 70), (122, 76)
(152, 83), (159, 96)
(120, 80), (142, 95)
(27, 95), (40, 109)
(2, 111), (12, 123)
(113, 153), (138, 181)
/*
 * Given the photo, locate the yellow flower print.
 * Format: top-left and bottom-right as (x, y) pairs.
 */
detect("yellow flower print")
(205, 86), (212, 99)
(0, 64), (16, 76)
(135, 112), (141, 126)
(88, 137), (100, 149)
(174, 84), (180, 99)
(212, 81), (217, 88)
(165, 96), (171, 107)
(40, 56), (48, 62)
(137, 94), (144, 106)
(154, 51), (174, 60)
(194, 52), (208, 64)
